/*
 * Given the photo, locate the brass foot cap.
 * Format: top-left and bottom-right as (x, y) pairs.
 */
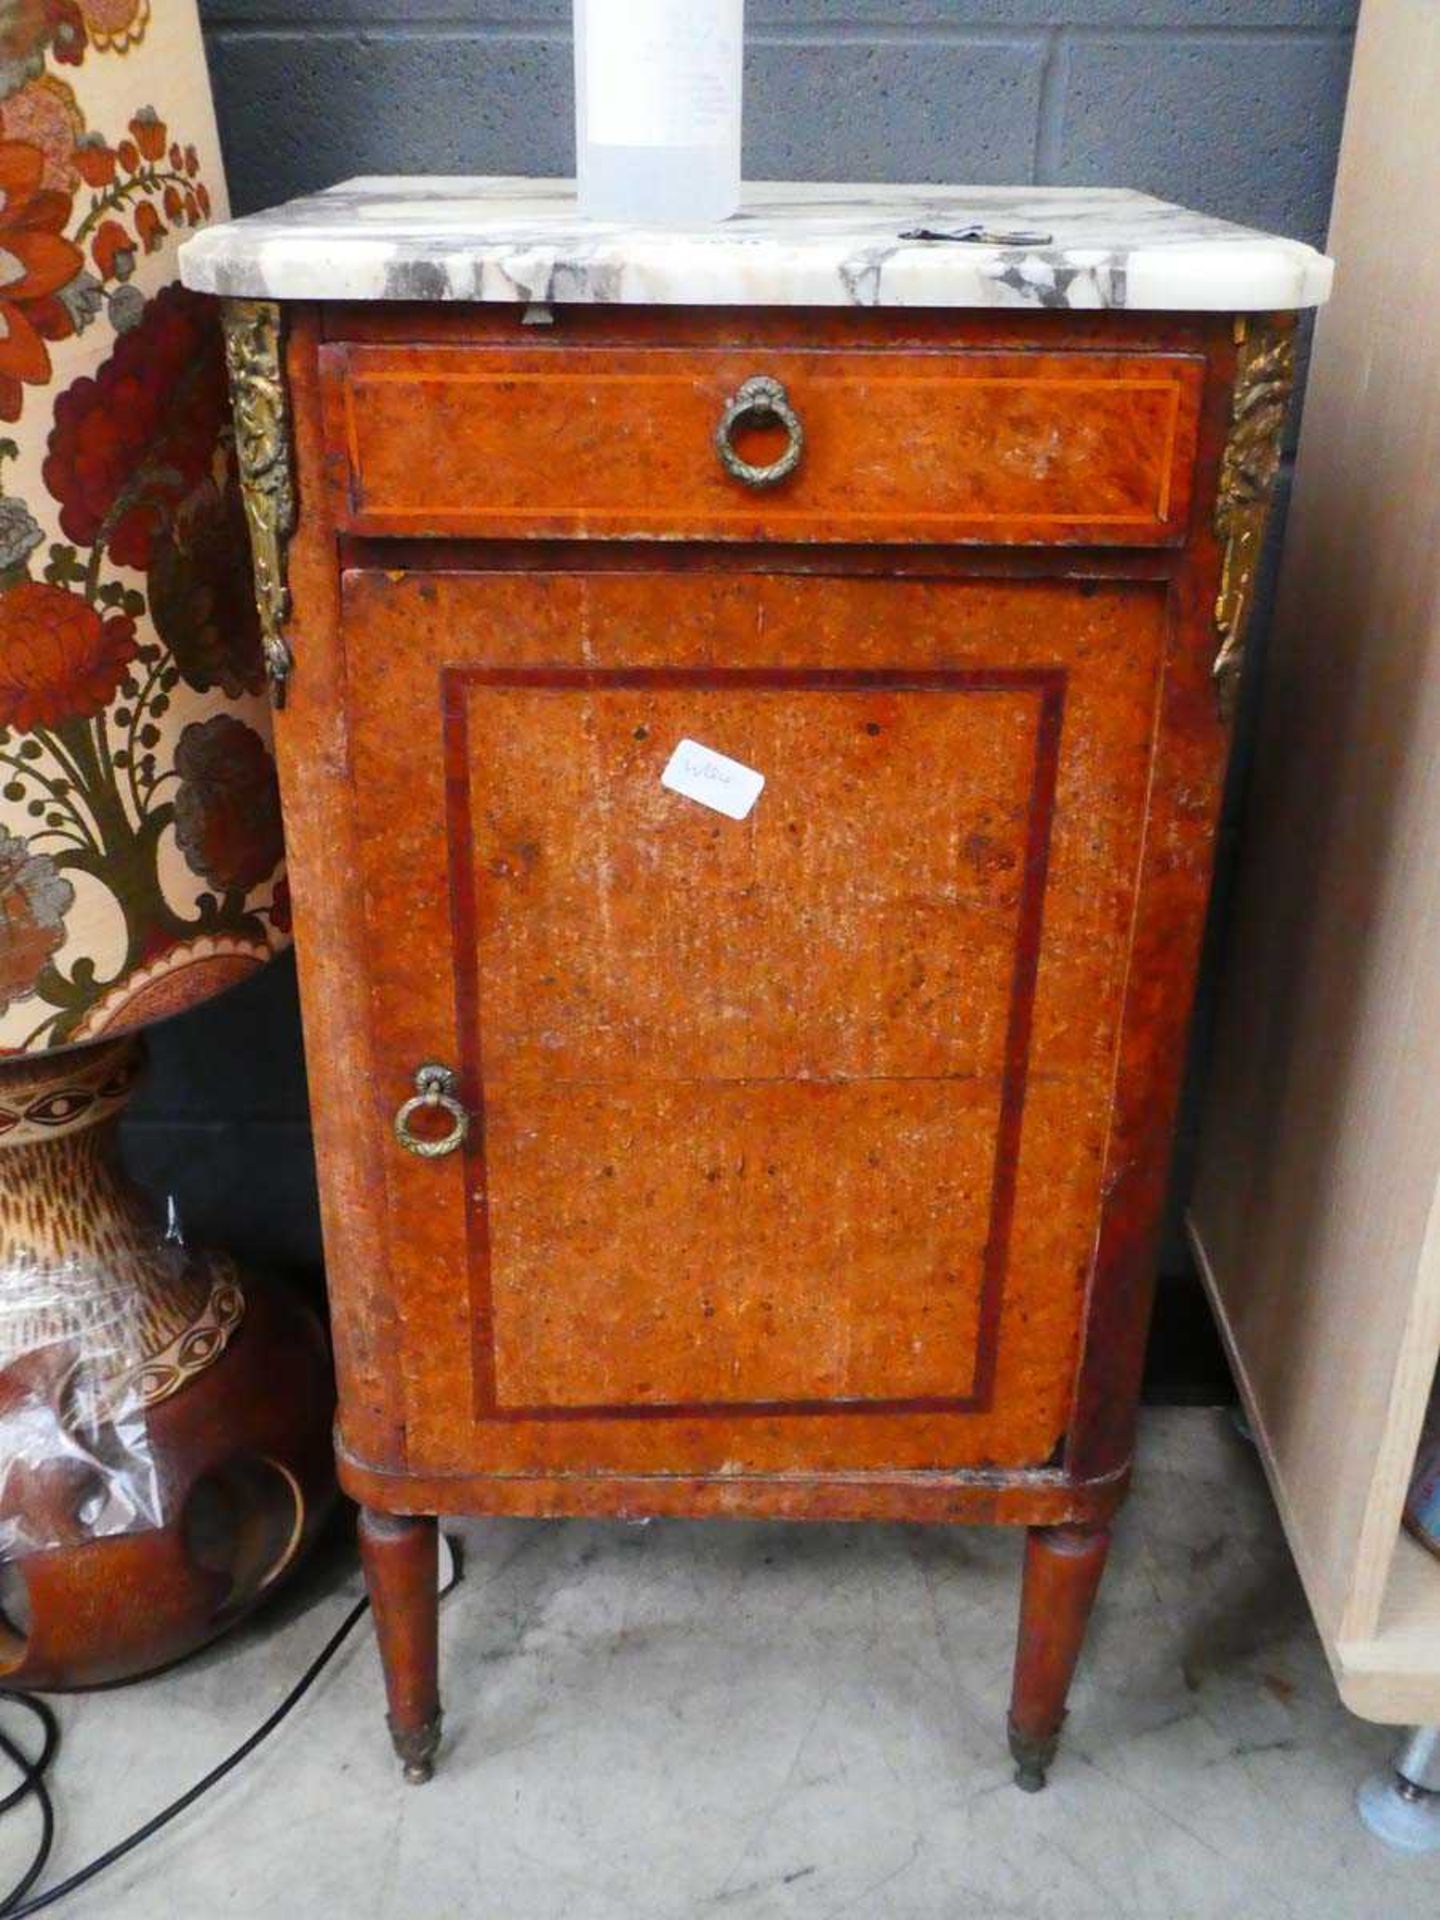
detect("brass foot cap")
(1007, 1716), (1058, 1795)
(387, 1708), (443, 1786)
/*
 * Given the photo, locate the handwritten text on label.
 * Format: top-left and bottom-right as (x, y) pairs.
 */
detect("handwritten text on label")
(660, 738), (766, 822)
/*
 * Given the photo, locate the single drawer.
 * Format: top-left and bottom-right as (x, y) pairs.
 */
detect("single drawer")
(320, 342), (1203, 546)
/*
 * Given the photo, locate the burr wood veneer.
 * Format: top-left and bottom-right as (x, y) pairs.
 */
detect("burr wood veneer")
(216, 287), (1295, 1790)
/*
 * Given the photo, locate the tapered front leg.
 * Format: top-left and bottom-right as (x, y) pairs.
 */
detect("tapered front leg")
(1007, 1522), (1111, 1791)
(358, 1509), (442, 1784)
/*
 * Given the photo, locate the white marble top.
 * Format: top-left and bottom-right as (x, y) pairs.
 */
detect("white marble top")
(179, 177), (1332, 313)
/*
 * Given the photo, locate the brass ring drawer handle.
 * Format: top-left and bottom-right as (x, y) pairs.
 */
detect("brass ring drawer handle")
(715, 375), (805, 490)
(393, 1063), (471, 1160)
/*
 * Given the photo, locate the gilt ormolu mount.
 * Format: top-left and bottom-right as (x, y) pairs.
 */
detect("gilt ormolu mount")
(222, 299), (297, 708)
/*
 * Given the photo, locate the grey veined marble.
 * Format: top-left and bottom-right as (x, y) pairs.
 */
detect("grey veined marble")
(180, 177), (1332, 311)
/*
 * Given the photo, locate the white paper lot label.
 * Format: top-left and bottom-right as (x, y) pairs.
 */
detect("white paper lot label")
(584, 0), (742, 149)
(661, 739), (765, 821)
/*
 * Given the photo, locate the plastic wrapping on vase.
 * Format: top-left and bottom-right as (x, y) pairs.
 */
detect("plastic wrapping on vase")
(0, 1212), (246, 1559)
(0, 1244), (164, 1558)
(0, 1039), (245, 1560)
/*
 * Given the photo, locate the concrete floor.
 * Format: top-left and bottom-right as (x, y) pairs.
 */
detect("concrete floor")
(4, 1409), (1437, 1918)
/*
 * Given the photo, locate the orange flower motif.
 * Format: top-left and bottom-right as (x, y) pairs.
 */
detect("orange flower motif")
(132, 199), (164, 252)
(183, 145), (198, 178)
(0, 0), (48, 68)
(195, 182), (210, 220)
(45, 0), (87, 65)
(0, 140), (82, 423)
(78, 0), (149, 53)
(0, 582), (138, 732)
(43, 285), (229, 571)
(73, 137), (115, 188)
(116, 137), (138, 173)
(162, 182), (181, 221)
(0, 77), (84, 193)
(267, 878), (292, 938)
(0, 833), (73, 1019)
(174, 717), (284, 895)
(90, 217), (132, 281)
(127, 109), (166, 162)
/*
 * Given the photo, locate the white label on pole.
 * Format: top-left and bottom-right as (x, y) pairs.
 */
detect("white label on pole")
(661, 739), (765, 821)
(584, 0), (741, 149)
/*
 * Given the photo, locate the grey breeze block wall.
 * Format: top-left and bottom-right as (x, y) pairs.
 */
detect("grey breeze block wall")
(126, 0), (1358, 1285)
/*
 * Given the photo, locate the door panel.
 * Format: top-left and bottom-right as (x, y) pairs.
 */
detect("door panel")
(343, 567), (1168, 1477)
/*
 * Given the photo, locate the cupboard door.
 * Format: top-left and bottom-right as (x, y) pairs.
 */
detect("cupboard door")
(343, 566), (1169, 1478)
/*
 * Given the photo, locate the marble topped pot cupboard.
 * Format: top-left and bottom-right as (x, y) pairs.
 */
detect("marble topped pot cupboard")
(181, 181), (1331, 1789)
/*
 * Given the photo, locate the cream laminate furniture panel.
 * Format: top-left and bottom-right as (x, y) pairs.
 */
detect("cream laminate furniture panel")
(1190, 0), (1440, 1723)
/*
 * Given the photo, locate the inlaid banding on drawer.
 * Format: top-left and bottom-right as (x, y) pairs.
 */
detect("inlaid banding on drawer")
(320, 344), (1203, 546)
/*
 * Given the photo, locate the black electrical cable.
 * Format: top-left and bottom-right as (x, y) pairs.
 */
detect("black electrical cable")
(0, 1594), (369, 1918)
(0, 1537), (461, 1916)
(0, 1694), (58, 1913)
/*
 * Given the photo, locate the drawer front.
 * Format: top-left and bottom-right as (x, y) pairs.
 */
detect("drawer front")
(341, 564), (1170, 1479)
(321, 343), (1203, 545)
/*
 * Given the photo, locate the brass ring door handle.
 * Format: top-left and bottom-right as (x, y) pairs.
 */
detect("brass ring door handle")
(393, 1063), (470, 1160)
(715, 375), (805, 489)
